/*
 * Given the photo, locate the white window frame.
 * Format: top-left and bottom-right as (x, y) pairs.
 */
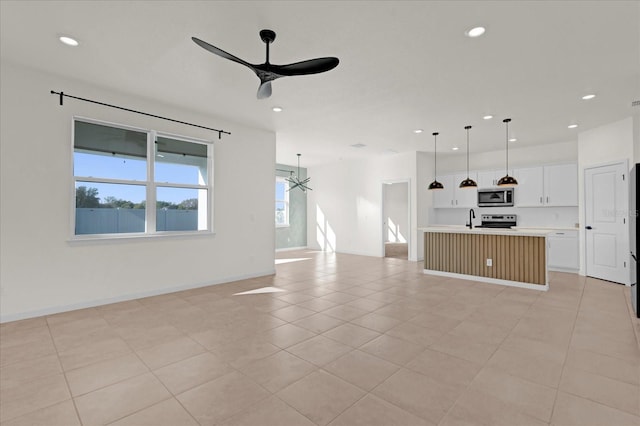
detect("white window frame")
(71, 116), (214, 240)
(275, 176), (290, 228)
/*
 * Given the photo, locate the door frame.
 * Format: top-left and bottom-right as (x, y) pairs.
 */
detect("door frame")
(582, 159), (630, 285)
(381, 179), (411, 260)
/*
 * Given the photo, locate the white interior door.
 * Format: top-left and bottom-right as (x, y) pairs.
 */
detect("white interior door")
(585, 162), (629, 284)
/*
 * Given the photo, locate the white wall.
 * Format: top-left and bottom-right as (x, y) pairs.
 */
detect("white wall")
(0, 62), (276, 322)
(416, 151), (434, 260)
(383, 183), (409, 243)
(307, 152), (421, 261)
(634, 113), (640, 164)
(577, 117), (634, 277)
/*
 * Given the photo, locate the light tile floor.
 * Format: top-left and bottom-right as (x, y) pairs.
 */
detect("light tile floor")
(1, 250), (639, 425)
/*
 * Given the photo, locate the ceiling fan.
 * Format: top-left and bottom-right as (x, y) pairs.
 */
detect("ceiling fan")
(192, 29), (339, 99)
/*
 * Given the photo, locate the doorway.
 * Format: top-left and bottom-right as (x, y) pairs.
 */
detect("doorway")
(584, 161), (629, 285)
(382, 180), (410, 259)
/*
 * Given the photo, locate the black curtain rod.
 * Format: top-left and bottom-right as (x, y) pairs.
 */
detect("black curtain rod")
(50, 90), (231, 139)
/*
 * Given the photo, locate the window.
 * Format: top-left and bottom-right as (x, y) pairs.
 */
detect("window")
(73, 118), (212, 237)
(275, 176), (289, 227)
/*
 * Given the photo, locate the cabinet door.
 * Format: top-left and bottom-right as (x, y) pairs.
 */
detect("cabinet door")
(544, 163), (578, 206)
(454, 172), (478, 208)
(432, 174), (455, 208)
(514, 167), (544, 207)
(477, 169), (513, 188)
(547, 232), (579, 270)
(477, 170), (497, 188)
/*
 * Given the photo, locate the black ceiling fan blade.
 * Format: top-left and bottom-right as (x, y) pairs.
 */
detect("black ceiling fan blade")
(257, 81), (272, 99)
(192, 37), (255, 70)
(273, 57), (340, 76)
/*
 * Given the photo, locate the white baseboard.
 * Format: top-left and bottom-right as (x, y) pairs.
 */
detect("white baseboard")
(548, 266), (580, 273)
(275, 246), (308, 252)
(0, 268), (276, 324)
(335, 248), (379, 257)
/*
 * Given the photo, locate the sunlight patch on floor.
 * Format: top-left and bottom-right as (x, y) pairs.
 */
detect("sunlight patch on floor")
(275, 257), (312, 265)
(233, 286), (286, 296)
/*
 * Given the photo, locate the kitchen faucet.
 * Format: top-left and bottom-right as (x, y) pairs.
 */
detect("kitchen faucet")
(467, 208), (475, 229)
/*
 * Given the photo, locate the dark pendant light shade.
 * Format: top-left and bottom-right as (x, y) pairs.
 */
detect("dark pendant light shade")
(459, 125), (478, 188)
(497, 118), (518, 187)
(428, 132), (444, 190)
(428, 180), (444, 190)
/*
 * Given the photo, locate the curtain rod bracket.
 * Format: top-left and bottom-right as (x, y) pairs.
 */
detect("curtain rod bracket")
(50, 90), (231, 139)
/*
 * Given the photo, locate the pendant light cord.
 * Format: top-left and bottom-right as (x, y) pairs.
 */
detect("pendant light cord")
(503, 118), (511, 175)
(465, 126), (471, 178)
(432, 132), (439, 179)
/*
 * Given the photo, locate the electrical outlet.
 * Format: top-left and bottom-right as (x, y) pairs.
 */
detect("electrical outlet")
(486, 258), (492, 267)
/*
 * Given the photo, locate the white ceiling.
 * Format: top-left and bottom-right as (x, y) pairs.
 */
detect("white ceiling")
(1, 1), (639, 167)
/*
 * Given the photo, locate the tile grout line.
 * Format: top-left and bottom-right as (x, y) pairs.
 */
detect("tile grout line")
(432, 287), (526, 425)
(547, 274), (588, 424)
(433, 275), (581, 424)
(45, 316), (84, 426)
(113, 336), (203, 426)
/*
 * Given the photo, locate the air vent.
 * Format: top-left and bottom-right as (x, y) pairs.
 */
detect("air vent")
(632, 100), (640, 107)
(350, 143), (366, 148)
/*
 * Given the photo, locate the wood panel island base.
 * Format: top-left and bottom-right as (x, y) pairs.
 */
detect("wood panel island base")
(420, 227), (550, 291)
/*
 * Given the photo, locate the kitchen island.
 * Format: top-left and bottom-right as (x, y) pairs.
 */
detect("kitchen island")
(419, 226), (552, 291)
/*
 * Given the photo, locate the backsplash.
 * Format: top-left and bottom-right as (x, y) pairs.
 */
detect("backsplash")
(430, 206), (579, 229)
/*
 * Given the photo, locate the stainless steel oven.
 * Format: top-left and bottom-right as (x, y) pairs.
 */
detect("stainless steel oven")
(477, 188), (514, 207)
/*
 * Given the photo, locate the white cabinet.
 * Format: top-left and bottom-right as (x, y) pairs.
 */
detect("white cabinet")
(514, 167), (544, 206)
(432, 175), (455, 208)
(547, 230), (579, 271)
(477, 169), (513, 188)
(433, 163), (577, 209)
(454, 172), (478, 208)
(514, 163), (578, 207)
(432, 173), (478, 208)
(544, 163), (578, 206)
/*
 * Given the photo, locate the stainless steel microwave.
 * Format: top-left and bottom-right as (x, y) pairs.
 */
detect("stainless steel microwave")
(477, 188), (514, 207)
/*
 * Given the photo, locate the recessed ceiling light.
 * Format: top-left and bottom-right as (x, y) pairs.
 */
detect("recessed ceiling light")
(568, 124), (578, 129)
(452, 147), (459, 151)
(272, 106), (283, 112)
(350, 143), (366, 148)
(509, 138), (517, 142)
(465, 27), (486, 38)
(483, 115), (493, 120)
(413, 129), (423, 134)
(581, 94), (596, 100)
(59, 36), (79, 47)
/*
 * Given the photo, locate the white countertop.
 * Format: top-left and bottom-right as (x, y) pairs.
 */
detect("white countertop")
(513, 226), (579, 232)
(419, 225), (553, 237)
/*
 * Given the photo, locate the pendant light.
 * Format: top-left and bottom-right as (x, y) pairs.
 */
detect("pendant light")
(497, 118), (518, 186)
(459, 125), (477, 188)
(285, 154), (312, 192)
(428, 132), (444, 190)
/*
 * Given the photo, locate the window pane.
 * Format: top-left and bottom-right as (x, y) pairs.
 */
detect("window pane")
(75, 182), (146, 235)
(276, 181), (286, 200)
(155, 137), (208, 185)
(276, 201), (288, 225)
(156, 187), (207, 232)
(74, 121), (147, 181)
